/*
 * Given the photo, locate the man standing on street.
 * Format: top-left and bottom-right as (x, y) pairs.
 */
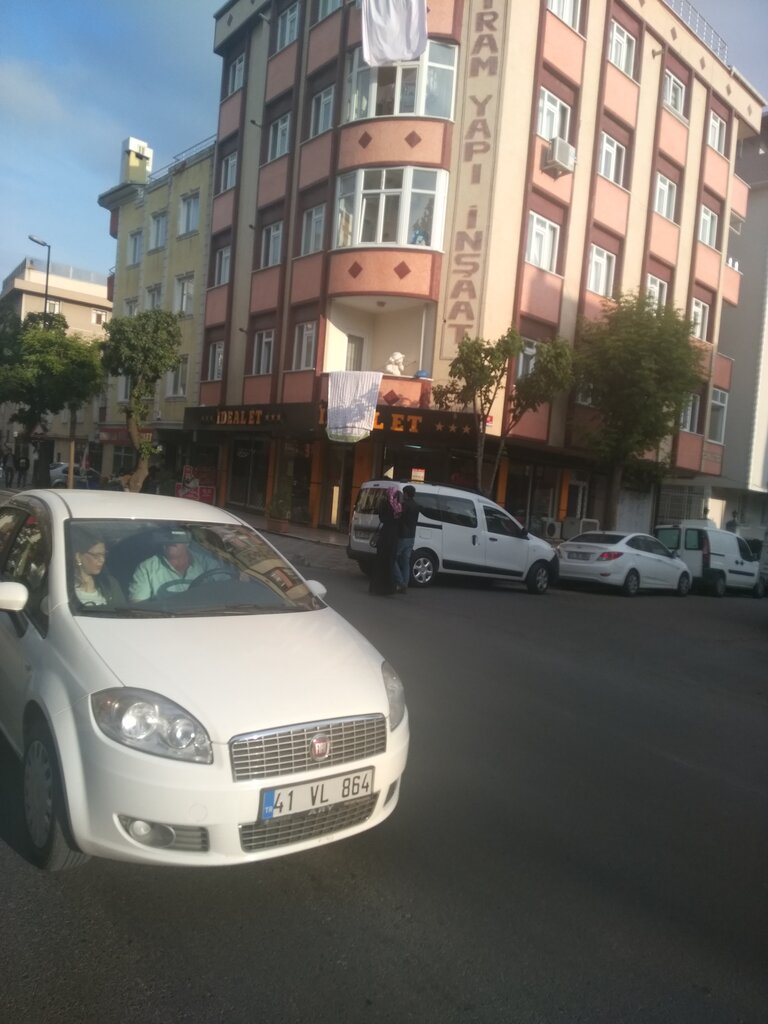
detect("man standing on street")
(393, 484), (421, 593)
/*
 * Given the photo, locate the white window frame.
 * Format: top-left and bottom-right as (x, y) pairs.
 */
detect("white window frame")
(261, 222), (283, 267)
(598, 133), (626, 186)
(708, 111), (727, 155)
(663, 70), (685, 116)
(317, 0), (342, 19)
(517, 340), (538, 379)
(175, 274), (194, 316)
(227, 53), (245, 96)
(335, 166), (447, 249)
(252, 330), (274, 375)
(178, 192), (200, 235)
(654, 173), (677, 221)
(214, 246), (231, 286)
(166, 356), (188, 398)
(149, 211), (168, 250)
(276, 3), (299, 51)
(699, 205), (719, 248)
(646, 274), (668, 308)
(679, 393), (700, 433)
(587, 244), (616, 297)
(547, 0), (580, 30)
(690, 298), (710, 341)
(117, 376), (131, 404)
(293, 321), (317, 370)
(708, 388), (727, 444)
(537, 87), (571, 141)
(124, 298), (138, 317)
(45, 299), (60, 315)
(346, 334), (364, 371)
(220, 152), (237, 193)
(208, 341), (224, 382)
(268, 113), (291, 161)
(91, 309), (109, 326)
(301, 204), (326, 255)
(145, 284), (162, 310)
(129, 229), (143, 266)
(310, 86), (334, 138)
(344, 42), (457, 122)
(525, 212), (559, 273)
(608, 20), (636, 78)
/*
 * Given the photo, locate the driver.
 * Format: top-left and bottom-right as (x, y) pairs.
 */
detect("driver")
(128, 531), (223, 602)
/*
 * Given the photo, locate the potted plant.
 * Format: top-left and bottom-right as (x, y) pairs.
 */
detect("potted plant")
(266, 483), (292, 533)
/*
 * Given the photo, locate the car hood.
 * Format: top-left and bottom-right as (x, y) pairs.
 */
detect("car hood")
(72, 607), (391, 741)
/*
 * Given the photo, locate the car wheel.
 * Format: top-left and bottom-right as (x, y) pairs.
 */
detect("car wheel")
(622, 569), (640, 596)
(676, 572), (692, 597)
(710, 574), (726, 598)
(753, 577), (766, 599)
(525, 560), (550, 595)
(411, 549), (437, 587)
(23, 719), (87, 871)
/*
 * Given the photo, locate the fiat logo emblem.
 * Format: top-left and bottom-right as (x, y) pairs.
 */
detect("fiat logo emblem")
(309, 733), (331, 761)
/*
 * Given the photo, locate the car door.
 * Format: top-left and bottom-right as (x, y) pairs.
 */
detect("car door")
(435, 494), (485, 575)
(730, 537), (759, 590)
(480, 505), (529, 580)
(642, 535), (682, 588)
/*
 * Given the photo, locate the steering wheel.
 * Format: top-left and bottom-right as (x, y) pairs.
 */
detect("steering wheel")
(155, 567), (238, 596)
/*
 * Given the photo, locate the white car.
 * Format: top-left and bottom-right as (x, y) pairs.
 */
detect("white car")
(557, 531), (692, 596)
(0, 491), (408, 869)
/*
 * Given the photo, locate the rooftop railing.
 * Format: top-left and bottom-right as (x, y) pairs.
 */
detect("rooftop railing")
(662, 0), (728, 64)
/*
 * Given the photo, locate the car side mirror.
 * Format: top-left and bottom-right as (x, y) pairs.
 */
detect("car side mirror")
(0, 581), (29, 612)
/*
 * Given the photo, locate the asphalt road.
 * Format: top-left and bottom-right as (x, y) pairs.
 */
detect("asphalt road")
(1, 542), (766, 1024)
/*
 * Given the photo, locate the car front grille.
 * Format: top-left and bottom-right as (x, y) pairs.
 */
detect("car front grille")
(230, 715), (387, 782)
(239, 794), (377, 852)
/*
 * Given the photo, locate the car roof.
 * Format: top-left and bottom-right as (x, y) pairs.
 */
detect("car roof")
(10, 490), (241, 525)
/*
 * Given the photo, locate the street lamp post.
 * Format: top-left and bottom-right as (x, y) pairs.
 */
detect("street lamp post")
(28, 234), (51, 326)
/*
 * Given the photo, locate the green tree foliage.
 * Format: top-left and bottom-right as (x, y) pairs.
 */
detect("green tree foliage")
(101, 310), (182, 490)
(432, 326), (573, 494)
(574, 293), (704, 527)
(0, 298), (22, 366)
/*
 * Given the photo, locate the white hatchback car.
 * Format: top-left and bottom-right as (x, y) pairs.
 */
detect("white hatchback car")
(557, 531), (692, 596)
(0, 491), (408, 869)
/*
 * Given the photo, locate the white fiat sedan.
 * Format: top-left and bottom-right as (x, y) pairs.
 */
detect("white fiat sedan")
(0, 491), (408, 869)
(557, 531), (692, 596)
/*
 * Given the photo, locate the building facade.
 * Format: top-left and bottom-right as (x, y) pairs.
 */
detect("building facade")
(181, 0), (763, 534)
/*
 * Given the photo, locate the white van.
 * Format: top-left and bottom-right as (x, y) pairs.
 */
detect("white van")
(348, 481), (559, 594)
(654, 520), (765, 597)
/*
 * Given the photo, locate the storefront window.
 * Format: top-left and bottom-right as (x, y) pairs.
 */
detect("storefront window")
(229, 440), (269, 509)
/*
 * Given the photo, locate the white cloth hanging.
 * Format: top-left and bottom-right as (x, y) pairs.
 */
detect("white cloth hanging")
(326, 371), (383, 443)
(361, 0), (428, 67)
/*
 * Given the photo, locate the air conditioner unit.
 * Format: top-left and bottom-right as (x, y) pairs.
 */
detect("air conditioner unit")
(544, 137), (576, 175)
(562, 516), (600, 539)
(580, 518), (600, 533)
(540, 517), (562, 540)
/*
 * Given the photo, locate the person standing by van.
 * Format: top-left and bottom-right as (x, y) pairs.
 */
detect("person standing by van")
(370, 486), (401, 596)
(393, 485), (421, 593)
(725, 511), (739, 532)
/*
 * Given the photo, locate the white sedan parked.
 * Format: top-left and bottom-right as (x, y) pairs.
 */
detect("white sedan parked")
(0, 491), (408, 869)
(557, 531), (692, 596)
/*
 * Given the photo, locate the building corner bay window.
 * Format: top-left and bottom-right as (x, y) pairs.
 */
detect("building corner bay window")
(344, 42), (457, 122)
(335, 167), (446, 249)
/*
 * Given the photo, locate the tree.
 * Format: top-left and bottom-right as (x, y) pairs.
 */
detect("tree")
(432, 326), (573, 494)
(101, 310), (182, 491)
(573, 292), (704, 528)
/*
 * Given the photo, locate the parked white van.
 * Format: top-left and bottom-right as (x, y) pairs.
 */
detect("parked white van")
(654, 521), (765, 597)
(348, 481), (559, 593)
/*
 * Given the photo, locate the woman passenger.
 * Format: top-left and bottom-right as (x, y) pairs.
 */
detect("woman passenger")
(71, 526), (124, 607)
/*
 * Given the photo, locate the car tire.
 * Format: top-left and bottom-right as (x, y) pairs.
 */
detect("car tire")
(525, 560), (550, 595)
(23, 719), (88, 871)
(411, 549), (437, 587)
(622, 569), (640, 596)
(752, 577), (766, 599)
(709, 574), (726, 598)
(676, 572), (692, 597)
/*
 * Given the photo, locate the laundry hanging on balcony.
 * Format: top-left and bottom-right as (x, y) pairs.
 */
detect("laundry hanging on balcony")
(326, 371), (383, 443)
(361, 0), (428, 67)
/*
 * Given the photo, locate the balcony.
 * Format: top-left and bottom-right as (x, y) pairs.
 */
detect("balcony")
(721, 259), (741, 305)
(673, 431), (704, 472)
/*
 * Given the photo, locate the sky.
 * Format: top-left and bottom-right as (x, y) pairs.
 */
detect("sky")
(1, 0), (767, 282)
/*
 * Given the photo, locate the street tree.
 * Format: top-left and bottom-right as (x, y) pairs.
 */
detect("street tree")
(432, 327), (573, 494)
(574, 292), (704, 528)
(101, 310), (182, 491)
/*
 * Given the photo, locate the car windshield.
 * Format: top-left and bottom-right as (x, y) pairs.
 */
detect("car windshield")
(66, 518), (322, 618)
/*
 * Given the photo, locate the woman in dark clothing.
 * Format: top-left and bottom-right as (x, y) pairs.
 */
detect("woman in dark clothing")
(369, 486), (402, 595)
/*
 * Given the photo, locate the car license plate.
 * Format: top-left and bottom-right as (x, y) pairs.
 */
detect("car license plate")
(568, 551), (591, 560)
(260, 768), (374, 820)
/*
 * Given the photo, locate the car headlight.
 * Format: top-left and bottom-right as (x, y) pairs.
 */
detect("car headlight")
(382, 661), (406, 731)
(91, 689), (213, 764)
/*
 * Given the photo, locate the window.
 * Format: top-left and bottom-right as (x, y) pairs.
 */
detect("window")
(293, 322), (317, 370)
(537, 87), (571, 141)
(346, 334), (364, 371)
(117, 376), (131, 403)
(208, 341), (224, 381)
(679, 393), (700, 433)
(335, 167), (446, 249)
(608, 21), (636, 77)
(276, 3), (299, 51)
(268, 113), (291, 160)
(708, 388), (727, 444)
(179, 192), (200, 235)
(129, 230), (143, 265)
(646, 275), (668, 308)
(317, 0), (342, 18)
(654, 173), (677, 221)
(214, 246), (231, 286)
(261, 221), (283, 267)
(150, 211), (168, 250)
(91, 309), (109, 326)
(227, 53), (245, 96)
(344, 42), (457, 122)
(301, 204), (326, 255)
(663, 70), (685, 116)
(517, 340), (538, 378)
(310, 86), (334, 137)
(525, 212), (559, 273)
(166, 356), (188, 398)
(252, 330), (274, 375)
(587, 245), (616, 297)
(547, 0), (580, 30)
(598, 133), (626, 186)
(124, 297), (138, 317)
(220, 152), (237, 192)
(690, 298), (710, 341)
(699, 205), (719, 248)
(175, 274), (194, 316)
(708, 111), (727, 154)
(146, 284), (162, 309)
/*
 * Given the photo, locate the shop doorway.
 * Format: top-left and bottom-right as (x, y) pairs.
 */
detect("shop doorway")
(229, 440), (268, 510)
(320, 443), (354, 530)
